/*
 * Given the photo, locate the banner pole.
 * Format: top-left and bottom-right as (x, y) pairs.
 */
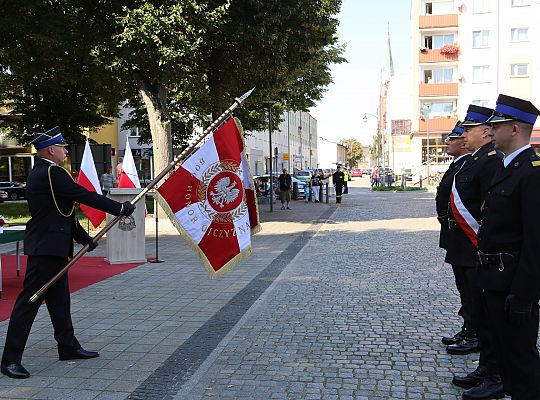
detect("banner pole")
(29, 88), (255, 303)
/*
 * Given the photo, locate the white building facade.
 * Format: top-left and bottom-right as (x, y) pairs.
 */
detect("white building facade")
(244, 110), (318, 176)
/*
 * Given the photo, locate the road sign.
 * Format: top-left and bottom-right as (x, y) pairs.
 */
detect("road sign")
(283, 153), (289, 160)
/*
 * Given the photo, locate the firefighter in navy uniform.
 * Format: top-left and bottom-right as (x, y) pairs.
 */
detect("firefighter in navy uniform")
(0, 127), (135, 379)
(476, 95), (540, 400)
(332, 165), (345, 203)
(436, 122), (471, 344)
(445, 107), (505, 400)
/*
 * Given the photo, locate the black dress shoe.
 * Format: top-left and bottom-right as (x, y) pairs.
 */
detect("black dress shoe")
(462, 375), (504, 400)
(447, 338), (481, 355)
(442, 330), (467, 345)
(1, 363), (30, 379)
(452, 366), (488, 389)
(59, 348), (99, 361)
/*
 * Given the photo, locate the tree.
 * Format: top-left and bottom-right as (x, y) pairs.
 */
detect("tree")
(341, 138), (364, 168)
(0, 0), (127, 143)
(1, 0), (344, 179)
(369, 134), (381, 166)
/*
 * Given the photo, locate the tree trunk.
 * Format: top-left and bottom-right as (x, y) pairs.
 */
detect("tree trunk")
(136, 76), (172, 217)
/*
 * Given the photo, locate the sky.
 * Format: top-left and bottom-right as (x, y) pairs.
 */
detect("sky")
(310, 0), (412, 146)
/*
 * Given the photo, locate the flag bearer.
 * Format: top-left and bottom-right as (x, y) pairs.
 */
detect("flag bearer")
(1, 127), (135, 379)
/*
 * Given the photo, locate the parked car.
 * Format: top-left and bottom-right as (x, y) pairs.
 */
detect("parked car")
(0, 190), (7, 203)
(0, 182), (26, 200)
(295, 169), (313, 183)
(350, 168), (363, 177)
(291, 176), (306, 198)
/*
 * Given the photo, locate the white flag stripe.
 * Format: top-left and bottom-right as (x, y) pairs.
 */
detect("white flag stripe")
(122, 138), (141, 188)
(233, 211), (251, 252)
(451, 179), (480, 233)
(181, 136), (220, 182)
(81, 141), (102, 194)
(175, 203), (213, 245)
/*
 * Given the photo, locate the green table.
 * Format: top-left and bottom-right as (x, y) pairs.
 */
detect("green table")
(0, 226), (26, 298)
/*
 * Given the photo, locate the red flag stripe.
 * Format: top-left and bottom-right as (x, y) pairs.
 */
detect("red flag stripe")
(157, 167), (201, 213)
(198, 220), (241, 272)
(213, 119), (243, 165)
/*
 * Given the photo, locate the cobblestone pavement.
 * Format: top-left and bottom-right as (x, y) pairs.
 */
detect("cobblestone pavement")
(0, 178), (502, 399)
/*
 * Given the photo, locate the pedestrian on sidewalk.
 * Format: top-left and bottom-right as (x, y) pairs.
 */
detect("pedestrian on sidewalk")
(476, 94), (540, 399)
(100, 165), (116, 197)
(333, 165), (345, 204)
(310, 173), (322, 202)
(0, 127), (136, 380)
(342, 168), (349, 194)
(371, 167), (379, 187)
(278, 168), (292, 210)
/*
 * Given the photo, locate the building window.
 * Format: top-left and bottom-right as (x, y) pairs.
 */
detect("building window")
(472, 65), (491, 83)
(472, 30), (490, 48)
(423, 102), (454, 119)
(472, 0), (491, 13)
(425, 2), (432, 15)
(424, 34), (455, 50)
(472, 100), (489, 107)
(511, 63), (528, 77)
(422, 138), (448, 164)
(511, 0), (529, 6)
(128, 128), (140, 137)
(511, 27), (529, 42)
(391, 120), (412, 136)
(424, 68), (454, 83)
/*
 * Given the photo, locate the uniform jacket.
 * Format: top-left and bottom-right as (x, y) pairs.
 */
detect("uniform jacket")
(333, 171), (345, 185)
(24, 158), (123, 257)
(445, 143), (503, 267)
(435, 154), (470, 249)
(477, 147), (540, 300)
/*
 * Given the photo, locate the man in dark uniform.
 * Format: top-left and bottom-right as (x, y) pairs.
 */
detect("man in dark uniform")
(446, 107), (504, 400)
(1, 127), (135, 379)
(436, 122), (471, 344)
(332, 165), (345, 203)
(476, 95), (540, 399)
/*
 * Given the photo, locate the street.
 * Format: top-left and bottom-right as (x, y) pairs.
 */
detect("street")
(0, 179), (492, 399)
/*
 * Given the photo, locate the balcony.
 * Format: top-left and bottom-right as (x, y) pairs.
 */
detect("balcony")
(419, 82), (458, 97)
(419, 14), (458, 29)
(419, 117), (458, 133)
(419, 48), (458, 63)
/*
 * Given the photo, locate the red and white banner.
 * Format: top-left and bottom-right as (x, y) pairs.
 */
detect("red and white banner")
(77, 141), (106, 228)
(450, 178), (480, 248)
(157, 118), (261, 276)
(118, 138), (141, 189)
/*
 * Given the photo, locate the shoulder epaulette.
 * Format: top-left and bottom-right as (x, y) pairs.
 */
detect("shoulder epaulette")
(488, 150), (497, 156)
(532, 160), (540, 167)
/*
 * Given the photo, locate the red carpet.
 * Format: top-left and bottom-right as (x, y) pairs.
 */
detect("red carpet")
(0, 255), (146, 321)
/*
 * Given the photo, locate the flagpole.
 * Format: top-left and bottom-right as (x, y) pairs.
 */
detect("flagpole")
(29, 87), (255, 303)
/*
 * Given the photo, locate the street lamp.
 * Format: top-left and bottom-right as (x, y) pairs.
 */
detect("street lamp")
(363, 112), (382, 167)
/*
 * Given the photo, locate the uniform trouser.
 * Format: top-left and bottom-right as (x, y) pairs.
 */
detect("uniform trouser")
(312, 185), (320, 202)
(343, 181), (348, 194)
(335, 184), (343, 203)
(483, 290), (540, 399)
(453, 265), (499, 374)
(1, 255), (80, 365)
(452, 265), (475, 326)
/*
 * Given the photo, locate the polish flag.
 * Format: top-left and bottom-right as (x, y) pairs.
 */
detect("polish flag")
(118, 138), (141, 189)
(157, 117), (261, 277)
(77, 141), (106, 228)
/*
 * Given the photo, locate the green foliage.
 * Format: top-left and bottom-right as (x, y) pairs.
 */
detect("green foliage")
(0, 0), (126, 144)
(340, 138), (364, 167)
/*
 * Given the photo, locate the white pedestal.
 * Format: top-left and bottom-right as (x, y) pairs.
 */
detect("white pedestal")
(106, 188), (146, 264)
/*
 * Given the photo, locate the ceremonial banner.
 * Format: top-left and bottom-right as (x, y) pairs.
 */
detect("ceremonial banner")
(118, 138), (142, 189)
(157, 118), (261, 276)
(450, 178), (479, 248)
(77, 141), (106, 228)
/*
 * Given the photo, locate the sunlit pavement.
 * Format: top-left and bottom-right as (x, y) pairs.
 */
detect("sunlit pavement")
(0, 178), (499, 399)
